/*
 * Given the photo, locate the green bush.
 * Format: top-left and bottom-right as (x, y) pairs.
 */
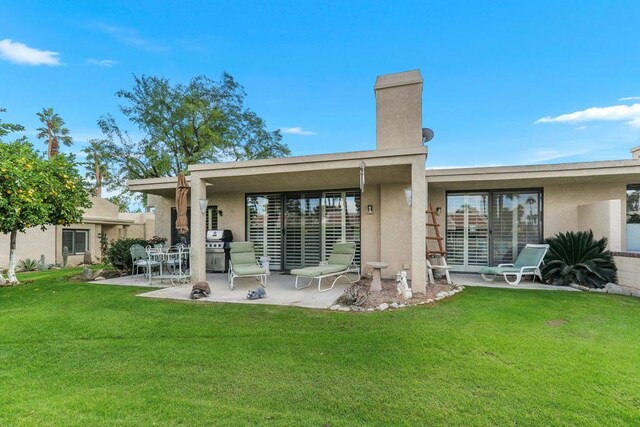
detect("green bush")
(105, 238), (150, 273)
(542, 230), (617, 288)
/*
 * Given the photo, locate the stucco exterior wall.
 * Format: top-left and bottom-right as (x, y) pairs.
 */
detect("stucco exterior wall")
(380, 183), (412, 278)
(361, 184), (381, 274)
(614, 255), (640, 291)
(0, 227), (57, 269)
(213, 192), (246, 241)
(578, 200), (622, 251)
(148, 194), (173, 241)
(544, 182), (627, 245)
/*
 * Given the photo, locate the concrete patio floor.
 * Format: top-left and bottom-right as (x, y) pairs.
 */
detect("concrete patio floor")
(93, 270), (577, 310)
(96, 272), (349, 309)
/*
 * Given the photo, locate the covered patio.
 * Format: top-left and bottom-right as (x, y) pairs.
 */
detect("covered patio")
(129, 146), (429, 292)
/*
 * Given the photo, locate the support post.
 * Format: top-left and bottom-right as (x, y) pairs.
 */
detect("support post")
(411, 157), (427, 293)
(190, 174), (207, 283)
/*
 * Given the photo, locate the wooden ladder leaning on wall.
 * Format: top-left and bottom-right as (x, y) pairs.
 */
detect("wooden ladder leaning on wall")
(426, 203), (452, 285)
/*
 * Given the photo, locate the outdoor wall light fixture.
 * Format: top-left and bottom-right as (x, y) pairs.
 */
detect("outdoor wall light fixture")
(367, 204), (373, 214)
(436, 207), (442, 216)
(404, 187), (412, 207)
(199, 199), (208, 215)
(218, 210), (224, 217)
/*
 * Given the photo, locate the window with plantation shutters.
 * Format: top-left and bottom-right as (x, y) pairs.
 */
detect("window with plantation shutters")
(491, 191), (542, 265)
(284, 193), (321, 269)
(445, 193), (489, 271)
(446, 190), (542, 272)
(322, 191), (361, 266)
(246, 194), (282, 270)
(205, 206), (218, 230)
(246, 190), (361, 271)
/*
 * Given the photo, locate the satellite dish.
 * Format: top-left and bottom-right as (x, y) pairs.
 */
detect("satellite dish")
(422, 128), (434, 143)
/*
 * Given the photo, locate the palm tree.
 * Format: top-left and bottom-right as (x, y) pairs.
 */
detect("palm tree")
(81, 138), (117, 198)
(36, 108), (72, 158)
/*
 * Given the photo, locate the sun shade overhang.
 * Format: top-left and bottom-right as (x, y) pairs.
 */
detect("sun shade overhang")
(128, 147), (427, 197)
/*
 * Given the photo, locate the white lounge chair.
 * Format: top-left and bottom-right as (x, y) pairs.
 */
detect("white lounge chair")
(479, 243), (549, 285)
(228, 242), (267, 290)
(291, 242), (360, 292)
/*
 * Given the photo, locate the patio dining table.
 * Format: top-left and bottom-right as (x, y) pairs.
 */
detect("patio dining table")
(147, 247), (192, 286)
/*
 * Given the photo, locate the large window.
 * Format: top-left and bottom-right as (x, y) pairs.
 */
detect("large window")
(62, 229), (88, 255)
(627, 184), (640, 251)
(246, 190), (361, 271)
(446, 189), (542, 271)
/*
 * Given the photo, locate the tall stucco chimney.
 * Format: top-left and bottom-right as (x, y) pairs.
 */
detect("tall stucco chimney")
(374, 70), (423, 150)
(632, 145), (640, 160)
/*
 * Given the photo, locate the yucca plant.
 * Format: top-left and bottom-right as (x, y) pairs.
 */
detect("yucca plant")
(17, 259), (40, 272)
(542, 230), (617, 288)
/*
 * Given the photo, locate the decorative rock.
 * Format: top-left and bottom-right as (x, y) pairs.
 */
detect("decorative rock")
(377, 303), (389, 311)
(367, 308), (374, 312)
(338, 306), (351, 312)
(604, 283), (632, 296)
(399, 303), (406, 308)
(329, 305), (341, 311)
(94, 276), (105, 281)
(390, 302), (399, 309)
(435, 291), (448, 299)
(81, 266), (93, 281)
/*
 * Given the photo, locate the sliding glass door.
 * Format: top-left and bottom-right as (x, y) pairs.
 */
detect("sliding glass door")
(446, 190), (542, 271)
(284, 193), (321, 269)
(246, 194), (283, 270)
(445, 193), (490, 271)
(491, 191), (542, 264)
(246, 190), (361, 271)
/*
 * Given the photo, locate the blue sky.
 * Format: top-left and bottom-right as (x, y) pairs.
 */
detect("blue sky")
(2, 0), (640, 168)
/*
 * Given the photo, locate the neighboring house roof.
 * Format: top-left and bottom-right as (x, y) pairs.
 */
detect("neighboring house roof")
(81, 216), (135, 226)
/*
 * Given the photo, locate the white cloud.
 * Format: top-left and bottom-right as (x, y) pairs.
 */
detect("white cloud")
(92, 23), (168, 52)
(86, 58), (118, 67)
(535, 103), (640, 127)
(619, 96), (640, 101)
(280, 127), (316, 136)
(0, 39), (62, 66)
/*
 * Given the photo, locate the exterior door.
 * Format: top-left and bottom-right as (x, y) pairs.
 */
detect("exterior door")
(322, 191), (361, 266)
(284, 193), (321, 269)
(446, 190), (543, 271)
(490, 191), (542, 265)
(445, 193), (490, 271)
(246, 194), (283, 270)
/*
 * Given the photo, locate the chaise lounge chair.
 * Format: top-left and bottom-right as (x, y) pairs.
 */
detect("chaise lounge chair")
(228, 242), (267, 290)
(291, 242), (360, 292)
(479, 243), (549, 285)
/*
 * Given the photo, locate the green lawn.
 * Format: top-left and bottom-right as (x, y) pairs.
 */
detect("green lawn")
(1, 269), (639, 426)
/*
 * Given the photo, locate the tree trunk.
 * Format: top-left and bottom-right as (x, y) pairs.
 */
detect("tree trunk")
(95, 161), (102, 198)
(7, 229), (19, 285)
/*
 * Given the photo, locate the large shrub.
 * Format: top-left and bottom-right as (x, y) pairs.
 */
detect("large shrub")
(542, 230), (617, 288)
(105, 238), (150, 273)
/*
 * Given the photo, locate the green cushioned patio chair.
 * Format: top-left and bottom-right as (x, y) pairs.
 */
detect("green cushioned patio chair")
(291, 242), (360, 292)
(479, 243), (549, 285)
(228, 242), (267, 290)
